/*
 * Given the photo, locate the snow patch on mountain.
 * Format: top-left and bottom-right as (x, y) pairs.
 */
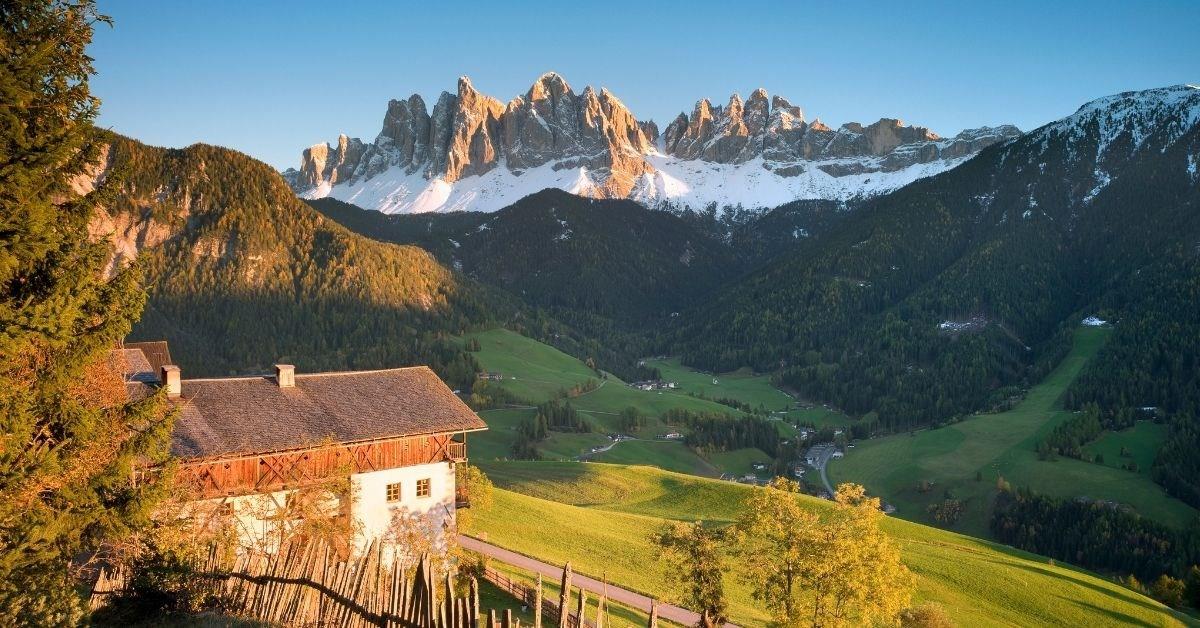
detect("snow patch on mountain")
(302, 160), (602, 214)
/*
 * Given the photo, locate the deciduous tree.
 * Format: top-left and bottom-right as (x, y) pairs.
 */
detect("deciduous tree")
(732, 479), (914, 627)
(651, 521), (728, 628)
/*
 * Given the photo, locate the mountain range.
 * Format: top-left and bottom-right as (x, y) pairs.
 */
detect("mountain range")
(284, 72), (1021, 214)
(309, 83), (1200, 508)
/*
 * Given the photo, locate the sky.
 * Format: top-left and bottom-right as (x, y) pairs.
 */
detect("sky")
(89, 0), (1200, 171)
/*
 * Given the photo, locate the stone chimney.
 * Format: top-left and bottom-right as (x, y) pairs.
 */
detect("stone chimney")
(275, 364), (295, 388)
(161, 365), (181, 398)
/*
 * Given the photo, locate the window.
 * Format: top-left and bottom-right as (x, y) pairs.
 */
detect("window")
(386, 482), (402, 503)
(416, 478), (431, 498)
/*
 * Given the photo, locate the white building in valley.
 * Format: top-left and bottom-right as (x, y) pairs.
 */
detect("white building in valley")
(123, 345), (486, 557)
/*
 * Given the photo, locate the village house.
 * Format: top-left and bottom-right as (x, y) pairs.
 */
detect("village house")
(121, 344), (486, 557)
(628, 379), (677, 391)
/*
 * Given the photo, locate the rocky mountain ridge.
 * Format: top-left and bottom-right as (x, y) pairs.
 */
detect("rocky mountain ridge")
(285, 73), (1020, 214)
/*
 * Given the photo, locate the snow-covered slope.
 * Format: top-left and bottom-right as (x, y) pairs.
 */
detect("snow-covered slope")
(302, 151), (983, 215)
(1003, 84), (1200, 208)
(288, 72), (1021, 215)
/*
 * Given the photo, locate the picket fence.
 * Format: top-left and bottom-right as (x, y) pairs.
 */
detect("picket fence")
(89, 539), (663, 628)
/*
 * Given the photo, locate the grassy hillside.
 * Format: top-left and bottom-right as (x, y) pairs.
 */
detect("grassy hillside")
(463, 329), (767, 475)
(468, 462), (1192, 627)
(644, 357), (852, 428)
(464, 329), (748, 418)
(829, 326), (1197, 536)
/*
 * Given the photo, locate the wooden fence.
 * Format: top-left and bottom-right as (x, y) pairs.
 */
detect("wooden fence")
(89, 541), (661, 628)
(91, 539), (476, 627)
(480, 564), (596, 628)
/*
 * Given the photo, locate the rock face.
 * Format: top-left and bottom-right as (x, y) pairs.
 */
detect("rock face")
(287, 72), (1021, 213)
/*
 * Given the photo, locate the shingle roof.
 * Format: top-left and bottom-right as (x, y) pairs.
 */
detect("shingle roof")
(114, 348), (159, 383)
(167, 366), (486, 460)
(125, 341), (172, 375)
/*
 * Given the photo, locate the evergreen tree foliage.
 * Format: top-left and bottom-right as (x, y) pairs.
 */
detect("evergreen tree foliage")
(0, 2), (172, 621)
(98, 135), (510, 389)
(663, 408), (781, 457)
(990, 487), (1199, 582)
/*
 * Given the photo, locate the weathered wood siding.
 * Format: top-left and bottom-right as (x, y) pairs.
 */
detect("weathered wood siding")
(174, 434), (467, 499)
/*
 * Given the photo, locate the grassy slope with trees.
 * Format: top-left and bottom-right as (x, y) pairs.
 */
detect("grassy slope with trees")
(643, 357), (852, 428)
(462, 328), (783, 477)
(829, 326), (1197, 536)
(467, 462), (1192, 627)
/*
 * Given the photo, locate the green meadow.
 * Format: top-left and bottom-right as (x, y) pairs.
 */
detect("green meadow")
(828, 326), (1197, 536)
(461, 329), (799, 476)
(468, 461), (1192, 627)
(1083, 421), (1169, 476)
(643, 357), (853, 428)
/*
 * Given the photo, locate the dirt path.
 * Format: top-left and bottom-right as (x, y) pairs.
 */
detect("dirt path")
(461, 536), (717, 626)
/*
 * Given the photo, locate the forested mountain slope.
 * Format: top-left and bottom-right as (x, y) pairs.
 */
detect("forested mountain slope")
(309, 190), (763, 376)
(669, 85), (1200, 441)
(88, 134), (510, 386)
(309, 190), (742, 326)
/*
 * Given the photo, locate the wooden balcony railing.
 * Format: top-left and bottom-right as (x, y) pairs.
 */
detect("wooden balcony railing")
(446, 441), (467, 462)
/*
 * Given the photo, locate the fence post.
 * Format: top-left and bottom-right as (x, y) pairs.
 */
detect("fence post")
(471, 576), (481, 628)
(576, 587), (587, 628)
(533, 573), (543, 628)
(647, 599), (658, 628)
(557, 563), (572, 628)
(595, 581), (606, 628)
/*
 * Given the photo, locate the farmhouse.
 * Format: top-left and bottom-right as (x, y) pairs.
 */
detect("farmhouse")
(122, 345), (486, 556)
(628, 379), (677, 391)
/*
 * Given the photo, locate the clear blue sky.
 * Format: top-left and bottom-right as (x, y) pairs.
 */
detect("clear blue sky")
(89, 0), (1200, 171)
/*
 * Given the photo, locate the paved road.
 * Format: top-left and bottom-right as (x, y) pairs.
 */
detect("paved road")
(808, 445), (837, 495)
(461, 536), (707, 626)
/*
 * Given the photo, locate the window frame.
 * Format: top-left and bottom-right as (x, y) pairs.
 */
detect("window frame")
(386, 482), (402, 503)
(416, 478), (431, 498)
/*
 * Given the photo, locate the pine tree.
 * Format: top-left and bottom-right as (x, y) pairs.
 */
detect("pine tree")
(0, 2), (173, 621)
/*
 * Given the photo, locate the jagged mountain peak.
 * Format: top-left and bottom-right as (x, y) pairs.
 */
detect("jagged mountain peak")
(289, 73), (1021, 214)
(527, 71), (573, 100)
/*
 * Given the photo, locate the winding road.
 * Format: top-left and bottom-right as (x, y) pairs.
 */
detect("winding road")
(461, 536), (717, 626)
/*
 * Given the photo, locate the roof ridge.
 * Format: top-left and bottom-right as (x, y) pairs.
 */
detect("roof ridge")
(177, 365), (433, 384)
(295, 365), (433, 378)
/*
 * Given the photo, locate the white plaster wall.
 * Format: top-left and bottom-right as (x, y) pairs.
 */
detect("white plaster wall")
(351, 461), (457, 555)
(192, 489), (299, 553)
(185, 461), (457, 558)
